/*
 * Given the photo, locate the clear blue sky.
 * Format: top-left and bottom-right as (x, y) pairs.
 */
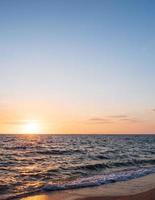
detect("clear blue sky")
(0, 0), (155, 133)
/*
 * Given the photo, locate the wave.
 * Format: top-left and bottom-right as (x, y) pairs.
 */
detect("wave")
(36, 149), (82, 155)
(61, 159), (155, 171)
(111, 159), (155, 167)
(1, 167), (155, 200)
(43, 167), (155, 191)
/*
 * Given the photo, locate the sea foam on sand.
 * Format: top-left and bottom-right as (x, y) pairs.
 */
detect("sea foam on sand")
(20, 173), (155, 200)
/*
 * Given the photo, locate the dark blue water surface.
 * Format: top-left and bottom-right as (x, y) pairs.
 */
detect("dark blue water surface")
(0, 134), (155, 199)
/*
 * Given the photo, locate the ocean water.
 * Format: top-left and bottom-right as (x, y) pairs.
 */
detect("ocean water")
(0, 134), (155, 199)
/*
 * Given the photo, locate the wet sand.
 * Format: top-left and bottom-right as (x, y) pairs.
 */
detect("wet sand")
(77, 188), (155, 200)
(20, 173), (155, 200)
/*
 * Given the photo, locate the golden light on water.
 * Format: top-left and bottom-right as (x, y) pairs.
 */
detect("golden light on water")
(21, 121), (42, 134)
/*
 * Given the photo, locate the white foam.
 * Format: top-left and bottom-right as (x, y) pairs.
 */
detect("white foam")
(43, 167), (155, 191)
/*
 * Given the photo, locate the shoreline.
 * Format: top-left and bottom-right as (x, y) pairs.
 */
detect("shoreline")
(76, 188), (155, 200)
(18, 173), (155, 200)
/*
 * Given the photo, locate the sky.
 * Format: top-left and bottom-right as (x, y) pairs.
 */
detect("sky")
(0, 0), (155, 134)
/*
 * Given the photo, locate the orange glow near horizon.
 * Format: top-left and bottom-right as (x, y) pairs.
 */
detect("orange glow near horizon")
(0, 107), (154, 134)
(0, 117), (155, 134)
(21, 121), (42, 134)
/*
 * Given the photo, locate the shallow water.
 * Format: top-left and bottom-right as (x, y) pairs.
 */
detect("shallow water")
(0, 134), (155, 199)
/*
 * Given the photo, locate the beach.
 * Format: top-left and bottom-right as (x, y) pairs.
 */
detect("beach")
(20, 189), (155, 200)
(77, 189), (155, 200)
(20, 173), (155, 200)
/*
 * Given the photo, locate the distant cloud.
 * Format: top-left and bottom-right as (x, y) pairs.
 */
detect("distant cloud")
(119, 118), (140, 123)
(88, 114), (140, 124)
(0, 120), (33, 125)
(2, 121), (24, 125)
(107, 114), (140, 123)
(152, 109), (155, 112)
(108, 115), (128, 119)
(88, 118), (113, 124)
(1, 120), (42, 126)
(89, 117), (106, 121)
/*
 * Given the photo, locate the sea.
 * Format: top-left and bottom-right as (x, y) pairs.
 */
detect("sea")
(0, 134), (155, 199)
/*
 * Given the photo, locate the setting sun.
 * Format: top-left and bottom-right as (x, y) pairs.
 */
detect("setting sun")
(22, 121), (42, 134)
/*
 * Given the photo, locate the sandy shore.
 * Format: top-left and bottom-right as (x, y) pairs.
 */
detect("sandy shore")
(19, 173), (155, 200)
(77, 188), (155, 200)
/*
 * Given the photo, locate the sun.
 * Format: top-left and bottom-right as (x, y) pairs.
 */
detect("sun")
(22, 121), (42, 134)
